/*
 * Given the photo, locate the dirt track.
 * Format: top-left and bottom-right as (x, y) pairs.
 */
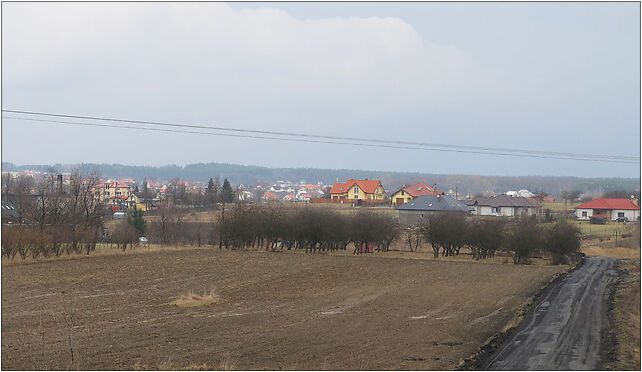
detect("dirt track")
(484, 256), (618, 370)
(2, 248), (565, 370)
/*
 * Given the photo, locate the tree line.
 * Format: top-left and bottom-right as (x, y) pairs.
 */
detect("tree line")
(1, 168), (105, 259)
(417, 212), (581, 264)
(139, 204), (399, 254)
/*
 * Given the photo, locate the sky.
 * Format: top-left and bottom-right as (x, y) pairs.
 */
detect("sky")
(2, 2), (640, 178)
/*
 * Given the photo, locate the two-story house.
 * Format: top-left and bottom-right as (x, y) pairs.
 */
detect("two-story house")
(329, 179), (385, 201)
(92, 181), (135, 209)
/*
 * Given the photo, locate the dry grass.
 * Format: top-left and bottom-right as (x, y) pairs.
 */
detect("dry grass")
(582, 245), (640, 259)
(0, 243), (220, 266)
(134, 358), (210, 370)
(169, 289), (223, 308)
(612, 260), (641, 370)
(541, 201), (574, 212)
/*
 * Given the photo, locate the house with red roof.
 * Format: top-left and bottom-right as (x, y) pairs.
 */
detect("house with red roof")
(390, 182), (444, 206)
(329, 179), (385, 201)
(574, 198), (640, 221)
(261, 191), (279, 201)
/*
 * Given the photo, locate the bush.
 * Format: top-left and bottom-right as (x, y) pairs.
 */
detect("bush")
(111, 221), (138, 251)
(419, 212), (469, 258)
(504, 216), (543, 264)
(467, 219), (505, 260)
(545, 220), (581, 265)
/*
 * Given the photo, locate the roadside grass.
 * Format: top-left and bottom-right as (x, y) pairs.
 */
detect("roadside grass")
(578, 221), (640, 259)
(169, 289), (223, 308)
(612, 260), (641, 370)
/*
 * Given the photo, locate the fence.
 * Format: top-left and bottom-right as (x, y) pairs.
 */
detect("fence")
(309, 198), (392, 207)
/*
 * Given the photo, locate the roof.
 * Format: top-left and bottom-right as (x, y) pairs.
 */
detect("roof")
(395, 195), (473, 212)
(330, 179), (382, 194)
(466, 194), (540, 208)
(94, 181), (130, 189)
(575, 198), (640, 211)
(1, 201), (18, 219)
(394, 182), (444, 197)
(262, 191), (279, 200)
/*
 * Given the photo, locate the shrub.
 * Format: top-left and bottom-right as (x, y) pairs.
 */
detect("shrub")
(504, 216), (543, 264)
(545, 220), (581, 265)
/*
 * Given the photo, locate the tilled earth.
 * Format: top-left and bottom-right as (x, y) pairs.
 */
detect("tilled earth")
(2, 248), (566, 370)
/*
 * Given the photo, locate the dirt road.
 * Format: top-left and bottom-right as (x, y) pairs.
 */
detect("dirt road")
(484, 256), (618, 370)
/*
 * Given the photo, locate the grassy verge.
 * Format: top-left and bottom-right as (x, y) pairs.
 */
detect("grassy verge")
(609, 259), (641, 370)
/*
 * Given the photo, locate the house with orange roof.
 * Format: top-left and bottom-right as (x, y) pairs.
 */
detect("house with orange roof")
(329, 179), (385, 201)
(390, 182), (444, 206)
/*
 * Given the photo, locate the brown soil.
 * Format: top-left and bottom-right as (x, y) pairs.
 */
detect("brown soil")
(2, 248), (566, 370)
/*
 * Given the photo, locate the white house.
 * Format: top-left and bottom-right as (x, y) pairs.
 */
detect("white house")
(574, 198), (640, 221)
(466, 195), (540, 217)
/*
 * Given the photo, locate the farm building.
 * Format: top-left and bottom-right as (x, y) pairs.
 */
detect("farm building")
(466, 195), (540, 217)
(390, 182), (444, 206)
(329, 179), (385, 201)
(574, 198), (640, 221)
(395, 195), (472, 225)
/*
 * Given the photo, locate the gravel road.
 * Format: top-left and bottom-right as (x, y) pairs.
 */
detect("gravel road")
(484, 256), (617, 370)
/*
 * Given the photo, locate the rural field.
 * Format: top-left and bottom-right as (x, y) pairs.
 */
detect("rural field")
(1, 248), (567, 370)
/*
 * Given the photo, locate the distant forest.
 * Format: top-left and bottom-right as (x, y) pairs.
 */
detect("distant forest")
(3, 162), (639, 198)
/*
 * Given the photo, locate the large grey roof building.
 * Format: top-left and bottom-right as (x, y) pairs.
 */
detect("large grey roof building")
(395, 195), (473, 225)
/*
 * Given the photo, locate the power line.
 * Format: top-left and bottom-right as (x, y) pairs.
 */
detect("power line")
(3, 115), (639, 165)
(3, 109), (639, 162)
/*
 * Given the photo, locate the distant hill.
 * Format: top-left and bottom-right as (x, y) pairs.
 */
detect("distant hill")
(2, 162), (639, 198)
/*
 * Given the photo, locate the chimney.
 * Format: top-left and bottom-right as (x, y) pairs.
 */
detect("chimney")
(57, 174), (63, 193)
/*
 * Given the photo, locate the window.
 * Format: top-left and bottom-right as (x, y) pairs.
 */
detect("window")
(618, 212), (625, 218)
(401, 190), (405, 196)
(367, 195), (371, 199)
(492, 207), (499, 213)
(582, 211), (587, 217)
(354, 195), (358, 199)
(354, 187), (359, 193)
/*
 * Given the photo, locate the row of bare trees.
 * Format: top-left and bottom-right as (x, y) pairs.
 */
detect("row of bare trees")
(142, 204), (399, 254)
(218, 205), (398, 254)
(1, 168), (106, 259)
(417, 213), (581, 264)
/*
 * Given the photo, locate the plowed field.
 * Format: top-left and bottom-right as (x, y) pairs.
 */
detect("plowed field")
(2, 248), (566, 370)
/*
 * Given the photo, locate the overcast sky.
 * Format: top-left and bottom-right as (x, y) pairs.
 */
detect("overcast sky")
(2, 2), (640, 177)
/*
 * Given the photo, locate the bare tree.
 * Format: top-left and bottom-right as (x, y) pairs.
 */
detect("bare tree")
(1, 172), (15, 202)
(13, 175), (34, 225)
